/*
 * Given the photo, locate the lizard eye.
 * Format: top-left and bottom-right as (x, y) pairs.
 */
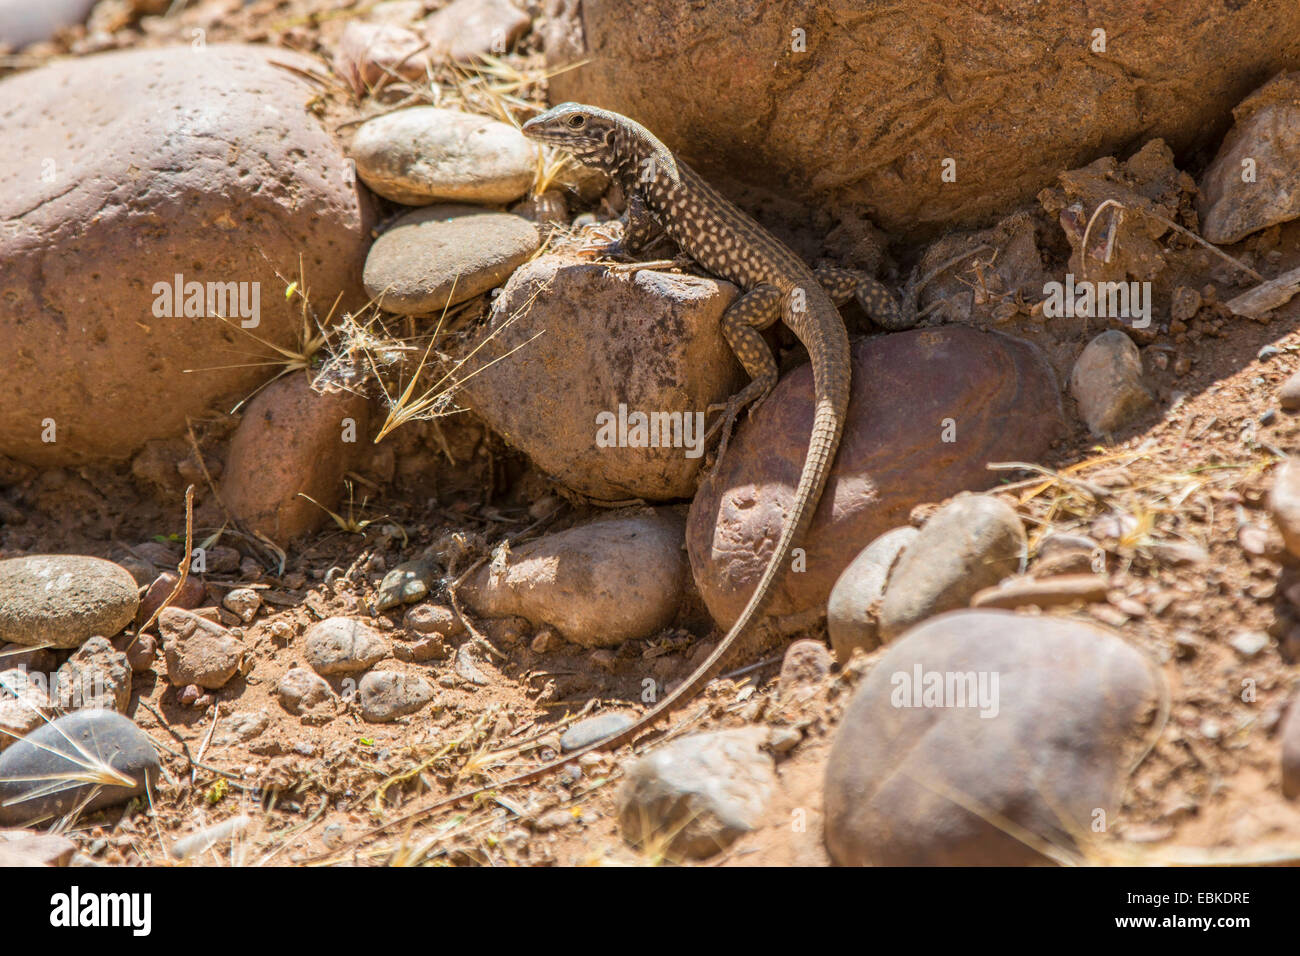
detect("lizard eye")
(567, 114), (586, 129)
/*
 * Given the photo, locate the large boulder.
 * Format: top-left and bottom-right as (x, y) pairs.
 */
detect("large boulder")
(687, 327), (1062, 634)
(544, 0), (1300, 238)
(0, 44), (373, 465)
(823, 610), (1164, 865)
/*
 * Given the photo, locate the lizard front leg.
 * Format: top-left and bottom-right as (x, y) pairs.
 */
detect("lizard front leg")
(602, 191), (663, 258)
(706, 284), (783, 464)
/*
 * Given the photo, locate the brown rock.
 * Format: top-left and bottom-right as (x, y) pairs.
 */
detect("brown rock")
(826, 526), (917, 661)
(1280, 370), (1300, 412)
(1069, 331), (1152, 436)
(687, 328), (1062, 635)
(0, 829), (76, 867)
(334, 21), (433, 96)
(972, 573), (1109, 610)
(1269, 458), (1300, 560)
(53, 636), (131, 712)
(457, 255), (744, 501)
(304, 617), (391, 675)
(1199, 73), (1300, 244)
(276, 667), (335, 716)
(777, 639), (832, 701)
(136, 571), (206, 629)
(423, 0), (530, 63)
(0, 45), (372, 465)
(546, 0), (1300, 239)
(1282, 699), (1300, 799)
(878, 494), (1026, 641)
(823, 609), (1164, 865)
(463, 509), (689, 647)
(219, 373), (370, 545)
(159, 608), (244, 690)
(112, 631), (157, 673)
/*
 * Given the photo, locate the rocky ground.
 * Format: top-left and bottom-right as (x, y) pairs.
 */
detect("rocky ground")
(4, 0), (1300, 867)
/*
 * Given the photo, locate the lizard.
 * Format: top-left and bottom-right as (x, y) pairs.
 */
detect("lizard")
(364, 103), (927, 833)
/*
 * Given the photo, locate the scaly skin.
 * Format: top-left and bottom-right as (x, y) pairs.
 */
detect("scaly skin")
(377, 104), (912, 827)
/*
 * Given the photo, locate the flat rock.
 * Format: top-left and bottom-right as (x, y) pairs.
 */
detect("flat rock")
(462, 509), (689, 647)
(304, 617), (391, 675)
(0, 711), (159, 826)
(971, 573), (1109, 609)
(823, 609), (1164, 865)
(350, 106), (536, 206)
(159, 608), (244, 690)
(276, 667), (335, 717)
(1069, 330), (1152, 435)
(0, 44), (372, 465)
(826, 526), (917, 661)
(53, 636), (131, 712)
(1199, 73), (1300, 244)
(617, 728), (775, 860)
(560, 711), (635, 752)
(0, 555), (139, 648)
(1269, 458), (1300, 560)
(363, 204), (540, 314)
(212, 710), (269, 747)
(688, 328), (1060, 637)
(358, 670), (434, 722)
(457, 255), (744, 500)
(218, 373), (370, 545)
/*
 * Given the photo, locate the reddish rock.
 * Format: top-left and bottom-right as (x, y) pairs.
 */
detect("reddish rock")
(423, 0), (530, 64)
(686, 328), (1062, 633)
(219, 373), (370, 544)
(0, 45), (373, 465)
(334, 20), (433, 96)
(112, 631), (157, 673)
(159, 608), (244, 690)
(136, 572), (206, 629)
(457, 255), (743, 501)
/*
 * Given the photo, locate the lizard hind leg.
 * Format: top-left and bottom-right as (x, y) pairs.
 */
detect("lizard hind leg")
(814, 265), (914, 330)
(705, 284), (784, 464)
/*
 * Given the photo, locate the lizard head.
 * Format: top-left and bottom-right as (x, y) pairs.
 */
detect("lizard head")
(522, 102), (679, 186)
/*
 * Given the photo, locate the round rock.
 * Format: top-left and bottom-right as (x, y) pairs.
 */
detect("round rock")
(363, 204), (540, 314)
(0, 555), (139, 648)
(305, 617), (391, 676)
(0, 44), (372, 465)
(687, 328), (1061, 635)
(1069, 330), (1153, 436)
(462, 509), (689, 647)
(827, 526), (918, 661)
(358, 671), (435, 722)
(878, 494), (1026, 641)
(617, 728), (775, 860)
(823, 609), (1164, 866)
(0, 711), (159, 827)
(349, 106), (536, 205)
